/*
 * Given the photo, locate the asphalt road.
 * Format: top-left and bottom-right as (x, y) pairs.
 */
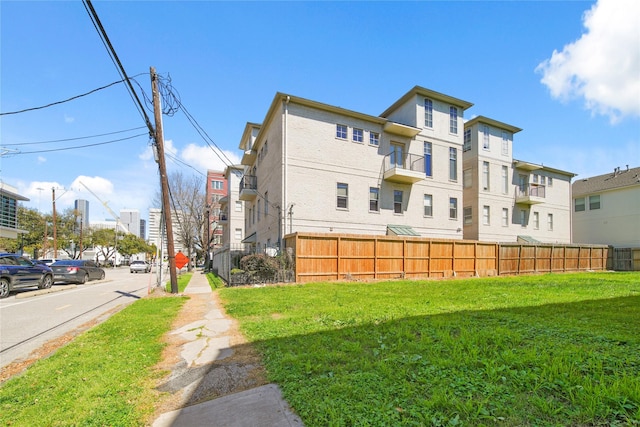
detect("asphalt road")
(0, 266), (165, 371)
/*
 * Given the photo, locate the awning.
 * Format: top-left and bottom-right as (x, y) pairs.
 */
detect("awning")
(517, 235), (542, 244)
(241, 232), (257, 244)
(386, 224), (420, 237)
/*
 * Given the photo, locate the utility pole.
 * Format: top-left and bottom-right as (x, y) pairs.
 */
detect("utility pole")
(151, 66), (178, 293)
(52, 187), (58, 258)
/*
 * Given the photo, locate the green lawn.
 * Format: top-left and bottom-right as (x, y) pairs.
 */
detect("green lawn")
(219, 272), (640, 426)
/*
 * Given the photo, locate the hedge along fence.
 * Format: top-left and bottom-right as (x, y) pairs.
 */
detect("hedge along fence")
(283, 232), (609, 283)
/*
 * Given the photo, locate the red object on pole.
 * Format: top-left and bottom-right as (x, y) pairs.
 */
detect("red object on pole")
(175, 252), (189, 270)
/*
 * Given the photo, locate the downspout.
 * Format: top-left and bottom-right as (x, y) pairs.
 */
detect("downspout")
(281, 95), (290, 252)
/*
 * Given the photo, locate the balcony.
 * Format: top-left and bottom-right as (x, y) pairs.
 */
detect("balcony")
(516, 184), (545, 205)
(239, 175), (258, 201)
(241, 148), (257, 165)
(219, 210), (229, 224)
(383, 153), (425, 184)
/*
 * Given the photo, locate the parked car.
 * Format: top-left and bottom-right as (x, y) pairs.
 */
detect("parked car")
(130, 260), (151, 273)
(50, 260), (105, 284)
(36, 259), (57, 266)
(0, 253), (54, 298)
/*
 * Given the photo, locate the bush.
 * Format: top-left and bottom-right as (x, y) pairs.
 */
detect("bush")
(240, 254), (279, 281)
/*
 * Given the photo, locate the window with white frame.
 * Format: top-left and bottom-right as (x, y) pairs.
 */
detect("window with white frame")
(482, 161), (490, 191)
(424, 194), (433, 216)
(482, 125), (490, 150)
(463, 129), (471, 152)
(353, 128), (363, 143)
(463, 168), (472, 188)
(394, 190), (403, 214)
(449, 197), (458, 219)
(449, 147), (457, 181)
(574, 197), (585, 212)
(501, 131), (509, 156)
(234, 228), (242, 240)
(337, 183), (348, 209)
(547, 213), (553, 231)
(265, 192), (269, 216)
(533, 211), (539, 229)
(502, 166), (509, 194)
(235, 201), (243, 212)
(548, 177), (553, 187)
(424, 142), (433, 177)
(520, 210), (526, 227)
(211, 180), (223, 190)
(502, 208), (509, 226)
(464, 206), (472, 225)
(449, 106), (458, 134)
(482, 206), (490, 225)
(257, 200), (261, 221)
(369, 132), (380, 146)
(369, 187), (379, 212)
(424, 98), (433, 128)
(589, 195), (601, 210)
(336, 124), (347, 139)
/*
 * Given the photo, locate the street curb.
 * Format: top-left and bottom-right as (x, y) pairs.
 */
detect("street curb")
(15, 285), (77, 299)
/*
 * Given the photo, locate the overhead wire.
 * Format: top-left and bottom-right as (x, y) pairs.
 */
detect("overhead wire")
(3, 126), (147, 146)
(4, 133), (147, 155)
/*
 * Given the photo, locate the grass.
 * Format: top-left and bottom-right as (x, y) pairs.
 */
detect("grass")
(164, 272), (192, 293)
(219, 272), (640, 426)
(206, 272), (225, 289)
(0, 296), (187, 426)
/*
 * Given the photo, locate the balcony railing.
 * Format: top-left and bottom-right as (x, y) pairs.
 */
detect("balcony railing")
(383, 153), (425, 184)
(239, 175), (258, 201)
(516, 184), (545, 205)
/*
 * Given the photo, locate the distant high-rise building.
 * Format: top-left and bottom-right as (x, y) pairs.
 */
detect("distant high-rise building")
(120, 209), (140, 236)
(139, 219), (146, 240)
(206, 170), (227, 248)
(148, 208), (185, 255)
(74, 199), (90, 230)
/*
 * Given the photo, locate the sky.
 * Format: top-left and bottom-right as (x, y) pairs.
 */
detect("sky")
(1, 0), (639, 225)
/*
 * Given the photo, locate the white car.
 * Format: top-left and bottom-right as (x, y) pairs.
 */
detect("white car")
(130, 260), (151, 273)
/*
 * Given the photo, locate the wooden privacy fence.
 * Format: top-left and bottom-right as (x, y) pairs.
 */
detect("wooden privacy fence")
(283, 232), (609, 283)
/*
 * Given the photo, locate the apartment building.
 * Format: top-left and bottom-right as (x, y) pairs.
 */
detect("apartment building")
(0, 182), (28, 241)
(218, 164), (245, 247)
(206, 170), (226, 247)
(462, 116), (575, 243)
(238, 86), (473, 251)
(572, 166), (640, 247)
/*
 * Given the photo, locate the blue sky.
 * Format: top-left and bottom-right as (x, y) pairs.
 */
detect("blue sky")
(1, 0), (638, 224)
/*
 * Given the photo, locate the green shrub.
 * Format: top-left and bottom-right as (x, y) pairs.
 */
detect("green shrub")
(240, 254), (279, 281)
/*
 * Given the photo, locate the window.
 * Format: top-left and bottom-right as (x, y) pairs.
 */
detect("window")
(502, 208), (509, 227)
(424, 98), (433, 128)
(449, 106), (458, 134)
(464, 206), (472, 225)
(482, 161), (490, 191)
(482, 206), (490, 225)
(589, 195), (601, 210)
(463, 168), (472, 188)
(390, 143), (404, 167)
(234, 228), (242, 240)
(520, 210), (527, 227)
(424, 142), (432, 177)
(548, 177), (553, 187)
(369, 132), (380, 146)
(533, 211), (539, 229)
(449, 197), (458, 219)
(394, 190), (403, 214)
(369, 187), (379, 212)
(547, 213), (554, 231)
(574, 198), (585, 212)
(235, 201), (243, 212)
(424, 194), (433, 216)
(482, 125), (490, 150)
(463, 129), (471, 151)
(541, 176), (546, 185)
(533, 174), (539, 184)
(353, 128), (363, 143)
(336, 124), (347, 139)
(449, 147), (457, 181)
(264, 192), (269, 216)
(337, 183), (348, 209)
(502, 166), (509, 194)
(211, 180), (223, 190)
(501, 131), (509, 156)
(257, 200), (261, 221)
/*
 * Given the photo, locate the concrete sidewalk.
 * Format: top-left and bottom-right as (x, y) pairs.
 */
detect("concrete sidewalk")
(152, 272), (303, 427)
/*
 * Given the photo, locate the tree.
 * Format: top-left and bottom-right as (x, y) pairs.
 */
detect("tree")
(90, 228), (120, 265)
(117, 233), (154, 259)
(156, 171), (207, 272)
(0, 206), (46, 256)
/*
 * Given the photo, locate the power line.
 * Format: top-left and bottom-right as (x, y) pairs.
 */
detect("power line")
(3, 133), (146, 155)
(82, 0), (154, 137)
(3, 126), (147, 146)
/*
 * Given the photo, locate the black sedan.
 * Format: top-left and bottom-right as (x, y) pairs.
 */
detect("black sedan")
(0, 253), (54, 298)
(50, 260), (106, 284)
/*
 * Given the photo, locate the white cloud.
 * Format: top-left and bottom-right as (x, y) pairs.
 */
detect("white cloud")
(37, 156), (46, 164)
(536, 0), (640, 123)
(180, 143), (241, 173)
(64, 114), (75, 123)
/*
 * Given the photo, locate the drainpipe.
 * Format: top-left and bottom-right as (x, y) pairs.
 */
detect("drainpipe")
(281, 95), (290, 252)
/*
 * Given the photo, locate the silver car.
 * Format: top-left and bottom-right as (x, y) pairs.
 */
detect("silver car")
(130, 260), (151, 273)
